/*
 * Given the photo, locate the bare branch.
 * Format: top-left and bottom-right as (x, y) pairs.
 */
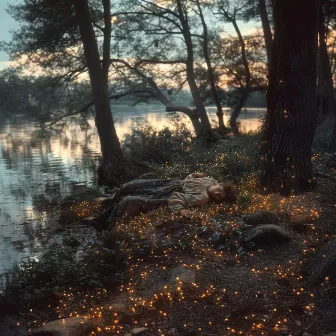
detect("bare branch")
(45, 89), (155, 127)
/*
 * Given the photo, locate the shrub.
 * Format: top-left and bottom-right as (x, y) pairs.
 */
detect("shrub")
(123, 122), (193, 164)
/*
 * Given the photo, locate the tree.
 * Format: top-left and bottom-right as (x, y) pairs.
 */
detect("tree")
(242, 0), (273, 73)
(194, 0), (226, 131)
(317, 0), (336, 153)
(110, 0), (227, 139)
(4, 0), (132, 185)
(258, 0), (319, 195)
(214, 0), (268, 133)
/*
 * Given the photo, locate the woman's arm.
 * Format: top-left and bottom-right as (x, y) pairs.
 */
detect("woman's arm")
(168, 192), (209, 213)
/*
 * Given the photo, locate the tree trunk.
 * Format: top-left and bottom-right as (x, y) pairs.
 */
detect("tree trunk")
(258, 0), (319, 196)
(330, 121), (336, 153)
(258, 0), (273, 73)
(195, 0), (226, 131)
(73, 0), (131, 185)
(229, 18), (251, 133)
(317, 2), (336, 124)
(176, 0), (214, 140)
(229, 89), (248, 135)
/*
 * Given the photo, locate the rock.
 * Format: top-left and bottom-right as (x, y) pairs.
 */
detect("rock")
(216, 139), (229, 146)
(290, 213), (315, 224)
(306, 239), (336, 284)
(131, 327), (149, 335)
(245, 224), (291, 246)
(31, 317), (94, 336)
(81, 216), (96, 225)
(169, 266), (196, 284)
(243, 211), (279, 226)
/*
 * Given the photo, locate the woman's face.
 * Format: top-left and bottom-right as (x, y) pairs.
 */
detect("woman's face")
(207, 185), (226, 202)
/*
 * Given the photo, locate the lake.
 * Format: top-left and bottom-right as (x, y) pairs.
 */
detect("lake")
(0, 106), (265, 274)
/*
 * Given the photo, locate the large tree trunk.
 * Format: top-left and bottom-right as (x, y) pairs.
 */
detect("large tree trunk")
(258, 0), (273, 74)
(73, 0), (131, 185)
(258, 0), (319, 196)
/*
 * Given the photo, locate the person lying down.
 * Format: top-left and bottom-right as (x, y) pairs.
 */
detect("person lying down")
(106, 173), (237, 221)
(168, 172), (237, 217)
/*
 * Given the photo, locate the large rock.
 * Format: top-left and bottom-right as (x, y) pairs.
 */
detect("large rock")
(169, 266), (195, 284)
(245, 224), (291, 246)
(31, 317), (94, 336)
(243, 211), (279, 226)
(306, 239), (336, 284)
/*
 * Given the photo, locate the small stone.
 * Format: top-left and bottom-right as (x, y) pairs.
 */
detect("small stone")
(243, 211), (279, 226)
(94, 197), (109, 203)
(131, 327), (149, 335)
(31, 317), (94, 336)
(291, 214), (314, 224)
(169, 266), (196, 284)
(245, 224), (291, 246)
(81, 216), (96, 225)
(295, 320), (301, 326)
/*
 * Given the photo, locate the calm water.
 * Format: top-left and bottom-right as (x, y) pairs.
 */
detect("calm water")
(0, 106), (265, 274)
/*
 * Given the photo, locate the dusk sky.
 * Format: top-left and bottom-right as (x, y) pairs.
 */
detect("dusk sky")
(0, 1), (20, 64)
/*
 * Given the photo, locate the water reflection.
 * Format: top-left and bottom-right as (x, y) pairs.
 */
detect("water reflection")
(0, 106), (265, 273)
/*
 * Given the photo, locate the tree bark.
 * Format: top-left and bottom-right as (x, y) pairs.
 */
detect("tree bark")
(195, 0), (226, 131)
(258, 0), (319, 195)
(176, 0), (214, 140)
(230, 89), (248, 135)
(330, 121), (336, 153)
(317, 1), (336, 124)
(258, 0), (273, 73)
(73, 0), (131, 185)
(229, 18), (251, 132)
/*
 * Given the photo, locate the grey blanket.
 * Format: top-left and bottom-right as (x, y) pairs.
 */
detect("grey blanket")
(96, 179), (182, 228)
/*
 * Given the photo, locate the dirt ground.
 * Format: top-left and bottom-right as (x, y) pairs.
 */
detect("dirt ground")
(78, 175), (336, 336)
(2, 174), (336, 336)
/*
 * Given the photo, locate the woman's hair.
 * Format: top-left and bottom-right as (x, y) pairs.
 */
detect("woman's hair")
(220, 182), (238, 203)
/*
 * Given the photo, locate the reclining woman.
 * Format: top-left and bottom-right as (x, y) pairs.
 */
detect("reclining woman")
(106, 173), (237, 222)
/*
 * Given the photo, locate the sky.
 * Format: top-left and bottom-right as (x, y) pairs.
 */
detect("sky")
(0, 0), (20, 65)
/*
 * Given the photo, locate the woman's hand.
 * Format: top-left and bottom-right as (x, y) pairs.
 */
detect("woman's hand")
(179, 209), (192, 218)
(193, 173), (208, 178)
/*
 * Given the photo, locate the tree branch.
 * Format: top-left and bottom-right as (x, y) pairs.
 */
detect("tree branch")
(45, 89), (155, 127)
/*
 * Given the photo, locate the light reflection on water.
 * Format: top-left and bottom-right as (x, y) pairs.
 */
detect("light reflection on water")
(0, 106), (265, 273)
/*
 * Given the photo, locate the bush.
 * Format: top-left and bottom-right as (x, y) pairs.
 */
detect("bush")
(123, 121), (260, 182)
(123, 122), (193, 164)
